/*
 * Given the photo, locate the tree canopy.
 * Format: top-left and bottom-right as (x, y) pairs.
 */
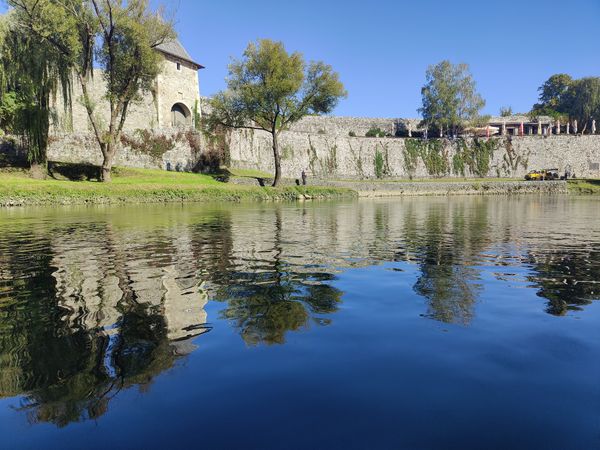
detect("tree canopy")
(532, 74), (600, 132)
(419, 60), (485, 136)
(0, 10), (72, 169)
(7, 0), (174, 181)
(207, 39), (346, 186)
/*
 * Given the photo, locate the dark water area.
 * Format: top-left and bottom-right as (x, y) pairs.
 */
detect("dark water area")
(0, 196), (599, 449)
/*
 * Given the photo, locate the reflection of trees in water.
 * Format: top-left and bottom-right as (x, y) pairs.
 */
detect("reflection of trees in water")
(215, 208), (342, 345)
(1, 199), (598, 426)
(218, 272), (341, 345)
(397, 201), (489, 325)
(527, 249), (600, 316)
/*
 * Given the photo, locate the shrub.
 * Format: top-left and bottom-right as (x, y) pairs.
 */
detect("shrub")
(366, 127), (386, 138)
(374, 150), (385, 178)
(349, 131), (356, 137)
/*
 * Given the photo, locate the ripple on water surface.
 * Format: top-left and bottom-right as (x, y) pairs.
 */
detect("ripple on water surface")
(0, 196), (599, 449)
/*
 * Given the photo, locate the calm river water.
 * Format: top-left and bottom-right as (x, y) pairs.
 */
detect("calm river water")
(0, 196), (599, 449)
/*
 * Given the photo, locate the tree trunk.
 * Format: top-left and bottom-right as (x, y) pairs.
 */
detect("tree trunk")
(271, 131), (281, 187)
(101, 142), (116, 182)
(29, 161), (47, 180)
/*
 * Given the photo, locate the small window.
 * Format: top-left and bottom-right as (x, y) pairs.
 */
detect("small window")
(176, 62), (181, 71)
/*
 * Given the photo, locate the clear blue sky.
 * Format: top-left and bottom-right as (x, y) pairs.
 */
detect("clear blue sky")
(165, 0), (599, 118)
(4, 0), (599, 118)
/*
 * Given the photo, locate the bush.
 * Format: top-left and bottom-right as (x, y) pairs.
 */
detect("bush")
(366, 127), (386, 138)
(348, 131), (356, 137)
(374, 150), (385, 178)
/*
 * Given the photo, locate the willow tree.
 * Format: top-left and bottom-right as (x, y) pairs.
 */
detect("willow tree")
(0, 12), (72, 172)
(207, 39), (347, 186)
(9, 0), (174, 181)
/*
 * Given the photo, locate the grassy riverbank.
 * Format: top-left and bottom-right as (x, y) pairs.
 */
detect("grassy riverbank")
(0, 167), (355, 206)
(567, 179), (600, 194)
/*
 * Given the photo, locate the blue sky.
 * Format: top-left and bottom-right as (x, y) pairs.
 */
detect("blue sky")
(4, 0), (600, 118)
(166, 0), (599, 118)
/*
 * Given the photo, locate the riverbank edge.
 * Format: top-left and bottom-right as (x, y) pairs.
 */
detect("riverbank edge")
(304, 180), (570, 197)
(2, 178), (593, 208)
(0, 185), (357, 207)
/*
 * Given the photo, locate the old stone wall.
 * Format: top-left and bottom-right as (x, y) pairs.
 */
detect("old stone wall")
(47, 130), (201, 171)
(6, 114), (600, 181)
(229, 129), (600, 180)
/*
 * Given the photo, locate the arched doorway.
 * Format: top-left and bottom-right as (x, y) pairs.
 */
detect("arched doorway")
(171, 103), (191, 127)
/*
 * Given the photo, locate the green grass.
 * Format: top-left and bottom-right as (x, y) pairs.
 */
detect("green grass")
(0, 167), (356, 207)
(226, 167), (272, 178)
(567, 179), (600, 194)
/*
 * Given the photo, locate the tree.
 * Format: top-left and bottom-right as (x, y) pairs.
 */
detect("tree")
(560, 78), (600, 133)
(0, 11), (72, 171)
(419, 60), (485, 136)
(531, 74), (600, 132)
(8, 0), (175, 181)
(499, 106), (513, 117)
(532, 73), (573, 116)
(207, 39), (346, 186)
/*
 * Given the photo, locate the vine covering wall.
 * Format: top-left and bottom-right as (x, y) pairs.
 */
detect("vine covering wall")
(39, 127), (600, 180)
(229, 130), (600, 180)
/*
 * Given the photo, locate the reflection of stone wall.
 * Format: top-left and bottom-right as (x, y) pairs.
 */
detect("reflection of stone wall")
(50, 227), (209, 342)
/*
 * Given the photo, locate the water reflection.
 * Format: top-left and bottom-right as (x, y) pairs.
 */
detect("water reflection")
(0, 196), (599, 427)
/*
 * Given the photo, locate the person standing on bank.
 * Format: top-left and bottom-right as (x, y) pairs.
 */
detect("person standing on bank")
(301, 169), (307, 185)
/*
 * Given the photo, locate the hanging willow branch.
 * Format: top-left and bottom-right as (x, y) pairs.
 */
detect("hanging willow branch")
(0, 11), (73, 166)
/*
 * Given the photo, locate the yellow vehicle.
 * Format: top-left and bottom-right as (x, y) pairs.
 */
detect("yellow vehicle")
(525, 170), (544, 181)
(525, 169), (560, 181)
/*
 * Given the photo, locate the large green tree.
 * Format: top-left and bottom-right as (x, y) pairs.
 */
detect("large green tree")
(531, 73), (573, 118)
(532, 74), (600, 132)
(419, 60), (485, 136)
(0, 11), (72, 171)
(560, 78), (600, 133)
(8, 0), (174, 181)
(207, 39), (346, 186)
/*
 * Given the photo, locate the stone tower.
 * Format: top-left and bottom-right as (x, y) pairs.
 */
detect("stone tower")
(52, 38), (203, 132)
(154, 39), (204, 129)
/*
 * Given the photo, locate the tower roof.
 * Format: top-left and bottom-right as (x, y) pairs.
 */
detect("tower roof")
(155, 39), (204, 70)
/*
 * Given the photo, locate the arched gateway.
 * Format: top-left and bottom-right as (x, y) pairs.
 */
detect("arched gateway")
(171, 103), (192, 127)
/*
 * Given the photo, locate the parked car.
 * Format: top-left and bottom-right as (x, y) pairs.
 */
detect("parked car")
(525, 170), (543, 181)
(525, 169), (560, 181)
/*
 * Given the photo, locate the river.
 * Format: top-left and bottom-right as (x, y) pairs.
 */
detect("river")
(0, 196), (599, 449)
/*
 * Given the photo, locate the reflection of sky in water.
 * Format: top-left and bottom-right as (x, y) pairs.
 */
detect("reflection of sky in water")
(0, 196), (599, 448)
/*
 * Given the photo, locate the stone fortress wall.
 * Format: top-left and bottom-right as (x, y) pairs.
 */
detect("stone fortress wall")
(46, 114), (600, 180)
(228, 117), (600, 180)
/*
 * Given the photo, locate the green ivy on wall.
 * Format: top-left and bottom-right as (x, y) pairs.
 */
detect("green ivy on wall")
(120, 129), (176, 160)
(374, 149), (385, 178)
(404, 139), (449, 178)
(403, 139), (421, 179)
(453, 138), (498, 177)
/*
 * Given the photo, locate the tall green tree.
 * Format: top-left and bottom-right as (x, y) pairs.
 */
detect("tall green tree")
(207, 39), (347, 186)
(8, 0), (174, 181)
(419, 60), (485, 136)
(561, 78), (600, 133)
(0, 11), (72, 171)
(532, 73), (573, 117)
(531, 74), (600, 132)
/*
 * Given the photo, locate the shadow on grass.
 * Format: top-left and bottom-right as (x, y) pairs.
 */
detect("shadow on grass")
(47, 161), (101, 182)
